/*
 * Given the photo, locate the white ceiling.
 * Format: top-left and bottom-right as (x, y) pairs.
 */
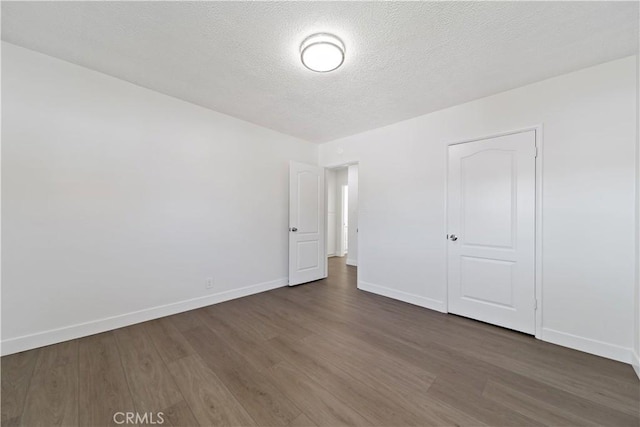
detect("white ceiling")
(2, 1), (638, 143)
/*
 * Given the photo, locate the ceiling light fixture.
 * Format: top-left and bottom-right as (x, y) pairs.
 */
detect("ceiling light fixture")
(300, 33), (345, 73)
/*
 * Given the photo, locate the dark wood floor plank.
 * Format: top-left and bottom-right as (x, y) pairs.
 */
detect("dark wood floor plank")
(483, 370), (640, 426)
(142, 317), (195, 364)
(183, 326), (302, 426)
(299, 331), (485, 426)
(264, 361), (372, 426)
(78, 332), (136, 427)
(482, 380), (598, 427)
(205, 300), (280, 341)
(161, 400), (199, 427)
(167, 310), (204, 333)
(266, 334), (430, 426)
(1, 349), (39, 424)
(426, 371), (545, 427)
(20, 341), (78, 427)
(113, 324), (183, 413)
(231, 295), (315, 341)
(303, 329), (437, 397)
(167, 355), (255, 426)
(289, 412), (317, 427)
(196, 308), (283, 371)
(459, 341), (640, 416)
(299, 332), (484, 426)
(2, 417), (21, 427)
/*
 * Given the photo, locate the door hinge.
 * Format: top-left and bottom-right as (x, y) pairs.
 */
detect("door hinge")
(534, 299), (538, 310)
(534, 147), (538, 158)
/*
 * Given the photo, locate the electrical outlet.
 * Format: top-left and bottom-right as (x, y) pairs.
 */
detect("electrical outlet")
(205, 277), (214, 289)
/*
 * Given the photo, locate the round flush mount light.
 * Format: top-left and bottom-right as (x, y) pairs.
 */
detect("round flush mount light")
(300, 33), (345, 73)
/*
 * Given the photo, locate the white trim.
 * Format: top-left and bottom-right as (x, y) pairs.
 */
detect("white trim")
(444, 139), (450, 312)
(346, 258), (357, 266)
(533, 125), (544, 340)
(541, 328), (633, 364)
(355, 164), (361, 271)
(1, 278), (287, 356)
(635, 48), (640, 384)
(446, 125), (542, 147)
(323, 160), (359, 169)
(444, 125), (544, 338)
(358, 280), (447, 313)
(632, 350), (640, 380)
(324, 168), (329, 278)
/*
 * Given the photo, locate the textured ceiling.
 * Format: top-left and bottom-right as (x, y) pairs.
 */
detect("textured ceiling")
(2, 1), (638, 143)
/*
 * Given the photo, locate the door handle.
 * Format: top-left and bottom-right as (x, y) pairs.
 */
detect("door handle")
(289, 227), (298, 232)
(448, 234), (458, 241)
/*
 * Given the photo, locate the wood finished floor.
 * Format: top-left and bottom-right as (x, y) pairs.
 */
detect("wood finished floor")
(2, 257), (639, 426)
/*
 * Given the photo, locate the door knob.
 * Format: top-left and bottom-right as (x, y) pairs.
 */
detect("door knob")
(290, 227), (298, 232)
(449, 234), (458, 241)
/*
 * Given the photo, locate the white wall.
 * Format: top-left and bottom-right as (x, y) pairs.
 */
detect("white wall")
(1, 42), (318, 355)
(320, 56), (638, 364)
(346, 165), (359, 266)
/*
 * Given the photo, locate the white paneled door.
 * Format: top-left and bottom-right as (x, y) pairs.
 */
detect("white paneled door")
(447, 131), (536, 334)
(289, 162), (326, 286)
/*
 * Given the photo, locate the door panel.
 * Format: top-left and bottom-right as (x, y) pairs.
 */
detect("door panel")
(462, 150), (515, 248)
(460, 256), (515, 308)
(297, 171), (320, 232)
(289, 162), (326, 286)
(297, 241), (320, 270)
(448, 131), (536, 334)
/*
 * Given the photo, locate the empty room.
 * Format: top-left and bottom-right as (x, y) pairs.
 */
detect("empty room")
(1, 1), (639, 426)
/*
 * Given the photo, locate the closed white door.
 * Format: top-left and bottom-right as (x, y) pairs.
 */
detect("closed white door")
(289, 161), (326, 286)
(447, 131), (536, 334)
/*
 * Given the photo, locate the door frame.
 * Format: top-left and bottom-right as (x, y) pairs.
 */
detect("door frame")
(444, 125), (544, 339)
(341, 184), (349, 255)
(324, 162), (360, 280)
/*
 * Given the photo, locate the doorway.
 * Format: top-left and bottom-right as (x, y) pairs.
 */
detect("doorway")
(342, 185), (349, 254)
(326, 164), (358, 281)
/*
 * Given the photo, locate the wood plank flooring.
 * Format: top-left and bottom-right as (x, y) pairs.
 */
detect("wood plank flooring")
(2, 257), (639, 426)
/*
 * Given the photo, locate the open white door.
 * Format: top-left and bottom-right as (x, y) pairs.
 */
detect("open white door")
(447, 130), (536, 334)
(289, 161), (326, 286)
